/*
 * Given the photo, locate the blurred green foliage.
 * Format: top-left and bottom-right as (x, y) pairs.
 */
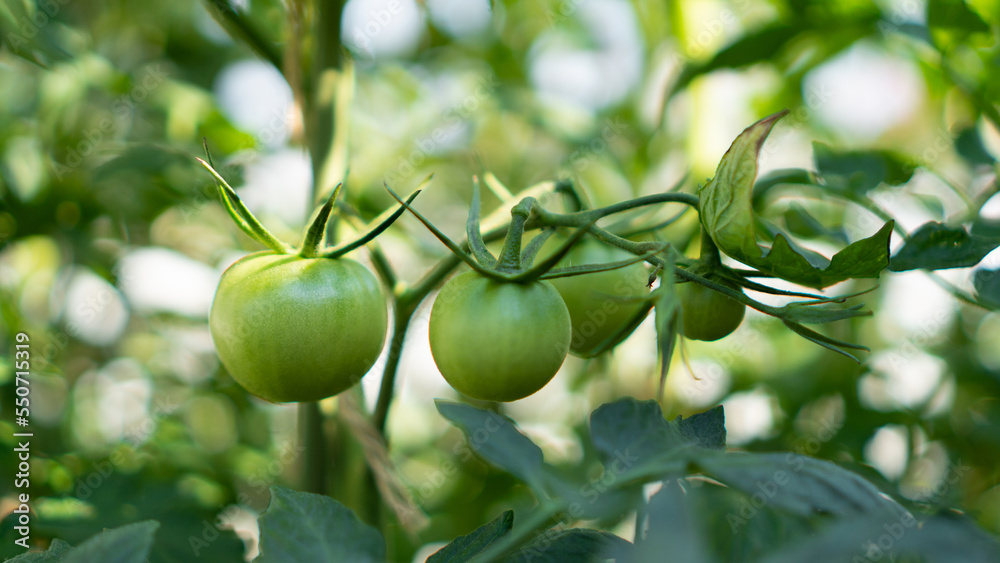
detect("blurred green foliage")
(1, 0), (999, 561)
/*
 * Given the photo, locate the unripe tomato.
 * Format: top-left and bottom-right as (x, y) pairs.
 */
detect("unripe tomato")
(429, 271), (571, 402)
(547, 241), (650, 357)
(210, 251), (387, 402)
(676, 280), (746, 341)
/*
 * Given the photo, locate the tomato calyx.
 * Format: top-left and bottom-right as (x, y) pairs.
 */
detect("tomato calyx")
(197, 149), (421, 260)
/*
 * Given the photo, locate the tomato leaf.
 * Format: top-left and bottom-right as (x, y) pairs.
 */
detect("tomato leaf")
(813, 142), (915, 196)
(783, 203), (848, 244)
(761, 512), (1000, 563)
(635, 480), (712, 563)
(696, 452), (904, 518)
(698, 114), (779, 263)
(589, 399), (690, 479)
(435, 400), (548, 491)
(777, 302), (871, 324)
(506, 528), (634, 563)
(255, 486), (384, 563)
(698, 113), (895, 288)
(751, 168), (817, 208)
(654, 256), (679, 394)
(973, 268), (1000, 310)
(889, 221), (1000, 271)
(7, 540), (73, 562)
(782, 320), (869, 362)
(427, 510), (513, 563)
(674, 405), (726, 450)
(60, 521), (159, 563)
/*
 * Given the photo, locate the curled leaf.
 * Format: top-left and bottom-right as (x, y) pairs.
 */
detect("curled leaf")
(698, 112), (894, 289)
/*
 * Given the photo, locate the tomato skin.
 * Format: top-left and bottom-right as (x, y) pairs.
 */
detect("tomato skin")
(429, 271), (571, 402)
(676, 281), (746, 341)
(210, 251), (387, 403)
(547, 241), (650, 357)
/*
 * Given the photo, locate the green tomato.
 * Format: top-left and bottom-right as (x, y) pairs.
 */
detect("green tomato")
(547, 240), (650, 357)
(210, 251), (387, 403)
(676, 280), (746, 341)
(429, 271), (571, 402)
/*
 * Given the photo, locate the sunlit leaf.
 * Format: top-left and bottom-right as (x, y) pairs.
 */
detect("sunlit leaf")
(699, 113), (894, 288)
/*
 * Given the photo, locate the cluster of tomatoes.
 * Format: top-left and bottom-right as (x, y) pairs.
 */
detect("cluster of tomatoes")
(207, 182), (747, 404)
(211, 245), (745, 404)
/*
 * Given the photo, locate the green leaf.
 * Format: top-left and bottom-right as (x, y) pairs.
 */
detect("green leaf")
(777, 302), (871, 324)
(588, 398), (693, 484)
(752, 168), (817, 208)
(697, 452), (904, 517)
(506, 528), (633, 563)
(255, 486), (384, 563)
(654, 256), (679, 392)
(783, 203), (848, 244)
(635, 480), (712, 563)
(782, 320), (869, 362)
(427, 510), (513, 563)
(813, 142), (915, 195)
(699, 114), (894, 288)
(435, 400), (548, 491)
(674, 405), (726, 450)
(762, 220), (894, 288)
(590, 399), (688, 463)
(956, 125), (997, 165)
(698, 113), (781, 262)
(762, 512), (1000, 563)
(61, 521), (159, 563)
(929, 0), (991, 30)
(673, 25), (800, 94)
(973, 268), (1000, 309)
(889, 221), (1000, 271)
(6, 539), (72, 562)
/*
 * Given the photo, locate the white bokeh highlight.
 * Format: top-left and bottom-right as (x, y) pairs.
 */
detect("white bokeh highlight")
(804, 42), (925, 141)
(59, 267), (130, 347)
(214, 60), (294, 148)
(118, 247), (220, 318)
(342, 0), (426, 59)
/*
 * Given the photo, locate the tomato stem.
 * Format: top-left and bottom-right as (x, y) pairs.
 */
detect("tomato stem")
(699, 225), (722, 267)
(299, 401), (327, 494)
(496, 198), (536, 272)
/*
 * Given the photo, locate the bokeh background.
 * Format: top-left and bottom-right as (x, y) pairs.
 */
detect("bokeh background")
(1, 0), (999, 561)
